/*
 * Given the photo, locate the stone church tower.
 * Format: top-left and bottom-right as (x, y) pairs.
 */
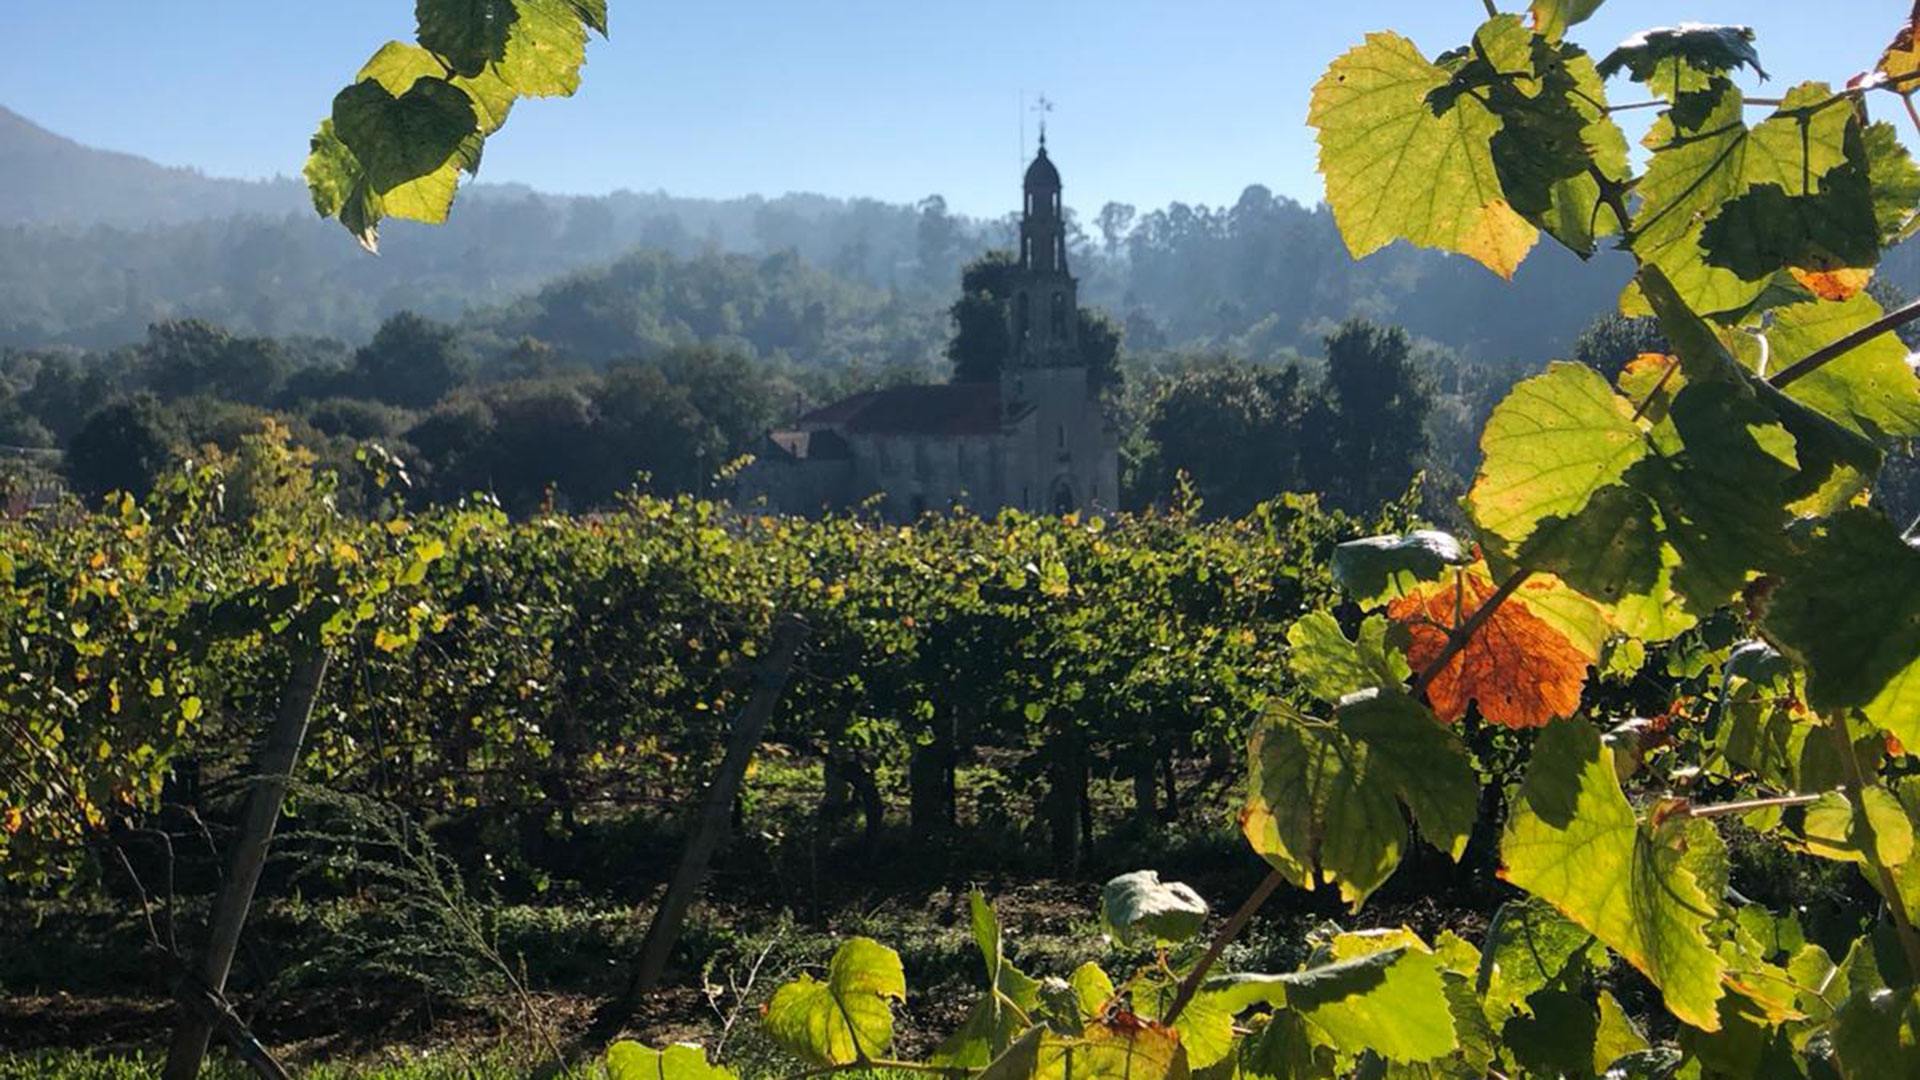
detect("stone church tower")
(738, 136), (1119, 521)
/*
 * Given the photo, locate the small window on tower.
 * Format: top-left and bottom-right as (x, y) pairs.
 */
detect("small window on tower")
(1051, 291), (1067, 336)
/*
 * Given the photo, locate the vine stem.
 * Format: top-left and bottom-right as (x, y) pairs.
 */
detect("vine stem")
(1162, 869), (1285, 1025)
(784, 1059), (971, 1080)
(1681, 792), (1823, 820)
(1412, 569), (1532, 700)
(1824, 711), (1920, 978)
(1768, 296), (1920, 389)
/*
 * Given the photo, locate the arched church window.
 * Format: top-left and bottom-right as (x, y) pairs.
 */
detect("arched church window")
(1053, 191), (1061, 214)
(1050, 291), (1067, 337)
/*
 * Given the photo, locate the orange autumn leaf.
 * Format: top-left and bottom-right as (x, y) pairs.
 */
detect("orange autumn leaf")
(1390, 572), (1591, 729)
(2, 806), (21, 835)
(1790, 266), (1872, 302)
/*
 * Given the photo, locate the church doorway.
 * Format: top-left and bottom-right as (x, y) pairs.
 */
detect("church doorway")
(1050, 477), (1077, 515)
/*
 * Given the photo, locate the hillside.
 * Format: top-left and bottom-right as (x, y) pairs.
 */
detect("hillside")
(0, 105), (306, 226)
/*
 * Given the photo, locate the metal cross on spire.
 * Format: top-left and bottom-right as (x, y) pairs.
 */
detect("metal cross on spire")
(1033, 95), (1054, 147)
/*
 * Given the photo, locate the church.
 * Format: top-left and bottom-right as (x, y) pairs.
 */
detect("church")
(735, 138), (1119, 521)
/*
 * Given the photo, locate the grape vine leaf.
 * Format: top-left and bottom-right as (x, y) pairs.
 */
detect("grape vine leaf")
(1738, 293), (1920, 442)
(1763, 508), (1920, 748)
(416, 0), (590, 96)
(1476, 896), (1602, 1019)
(1242, 692), (1476, 907)
(1865, 121), (1920, 243)
(1389, 568), (1593, 729)
(1530, 0), (1605, 42)
(935, 892), (1044, 1067)
(1330, 531), (1469, 608)
(1101, 870), (1209, 947)
(1242, 705), (1403, 908)
(1875, 1), (1920, 84)
(1499, 720), (1728, 1031)
(1469, 361), (1647, 545)
(1285, 612), (1410, 704)
(1208, 945), (1458, 1064)
(1335, 690), (1478, 861)
(763, 937), (906, 1065)
(1632, 82), (1856, 316)
(1833, 987), (1920, 1078)
(1309, 32), (1537, 278)
(605, 1043), (737, 1080)
(1598, 23), (1767, 84)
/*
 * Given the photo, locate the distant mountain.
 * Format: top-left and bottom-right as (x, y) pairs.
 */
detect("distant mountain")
(0, 105), (306, 227)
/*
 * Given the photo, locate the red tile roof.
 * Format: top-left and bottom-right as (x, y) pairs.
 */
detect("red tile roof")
(799, 383), (1004, 437)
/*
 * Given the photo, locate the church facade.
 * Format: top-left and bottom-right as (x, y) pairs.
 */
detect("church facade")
(737, 141), (1119, 521)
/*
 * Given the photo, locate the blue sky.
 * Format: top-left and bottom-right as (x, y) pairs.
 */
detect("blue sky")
(3, 2), (1912, 218)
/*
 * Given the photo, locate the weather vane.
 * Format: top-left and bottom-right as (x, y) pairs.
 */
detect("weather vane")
(1033, 95), (1054, 146)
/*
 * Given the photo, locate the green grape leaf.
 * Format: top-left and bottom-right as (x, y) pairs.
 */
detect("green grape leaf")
(1070, 963), (1116, 1023)
(1476, 896), (1602, 1019)
(1833, 987), (1920, 1078)
(1626, 381), (1798, 614)
(605, 1043), (736, 1080)
(1464, 18), (1629, 256)
(1335, 689), (1478, 862)
(417, 0), (590, 97)
(1742, 293), (1920, 442)
(1499, 719), (1728, 1031)
(1243, 695), (1472, 910)
(1503, 989), (1606, 1078)
(1209, 946), (1458, 1064)
(1101, 870), (1210, 947)
(1310, 32), (1537, 278)
(1168, 990), (1236, 1070)
(1243, 705), (1401, 908)
(1598, 24), (1766, 84)
(1799, 788), (1914, 868)
(1331, 531), (1469, 608)
(1764, 508), (1920, 747)
(935, 892), (1044, 1066)
(1517, 486), (1663, 617)
(763, 937), (907, 1065)
(1530, 0), (1605, 41)
(1866, 120), (1920, 242)
(1285, 612), (1410, 704)
(1631, 83), (1856, 316)
(1469, 362), (1646, 546)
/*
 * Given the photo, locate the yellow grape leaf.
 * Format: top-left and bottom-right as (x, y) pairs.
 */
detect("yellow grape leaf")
(1309, 32), (1536, 278)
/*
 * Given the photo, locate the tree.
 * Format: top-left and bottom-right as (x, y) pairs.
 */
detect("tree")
(143, 319), (288, 405)
(1306, 319), (1432, 511)
(915, 195), (959, 291)
(348, 311), (471, 408)
(1077, 309), (1124, 392)
(1137, 360), (1309, 516)
(1096, 202), (1136, 259)
(65, 394), (181, 501)
(945, 250), (1019, 383)
(1570, 313), (1667, 375)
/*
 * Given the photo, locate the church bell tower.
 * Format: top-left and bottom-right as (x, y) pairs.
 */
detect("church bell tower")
(1009, 132), (1080, 368)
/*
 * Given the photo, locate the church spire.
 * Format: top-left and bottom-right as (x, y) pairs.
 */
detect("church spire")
(1008, 116), (1079, 369)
